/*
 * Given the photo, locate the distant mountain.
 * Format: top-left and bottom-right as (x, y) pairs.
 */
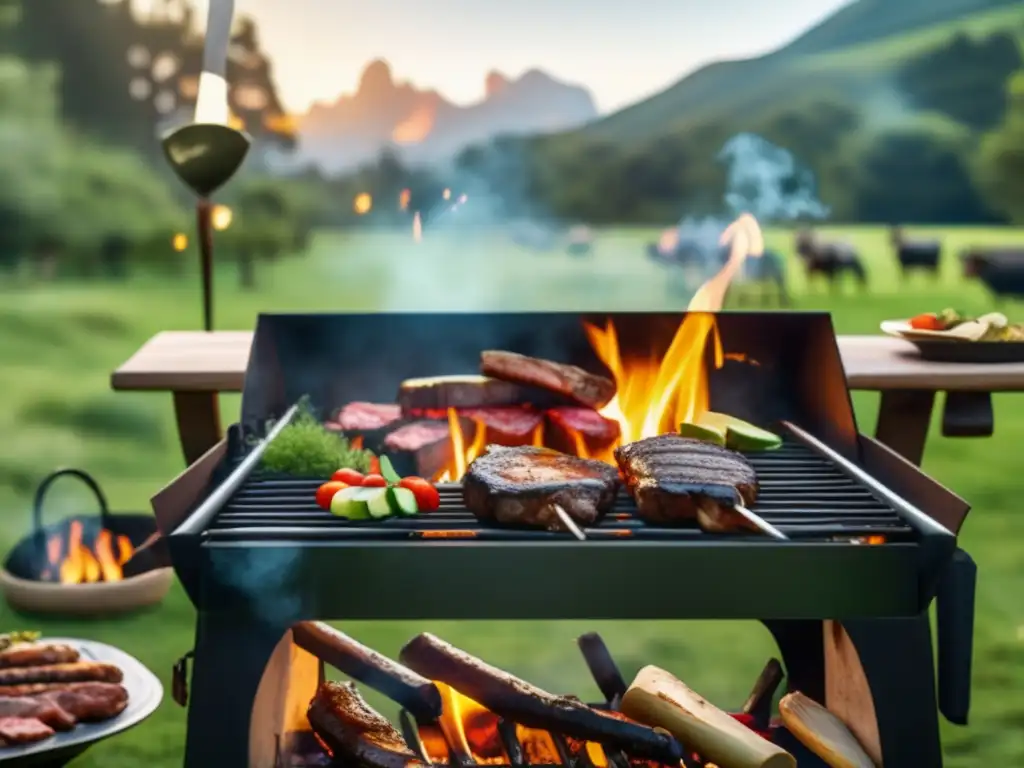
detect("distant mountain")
(579, 0), (1022, 144)
(297, 59), (598, 171)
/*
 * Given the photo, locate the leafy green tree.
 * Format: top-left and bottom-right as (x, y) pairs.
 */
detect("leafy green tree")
(973, 72), (1024, 223)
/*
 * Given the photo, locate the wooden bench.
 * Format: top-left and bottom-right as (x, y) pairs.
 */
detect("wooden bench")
(112, 332), (1024, 468)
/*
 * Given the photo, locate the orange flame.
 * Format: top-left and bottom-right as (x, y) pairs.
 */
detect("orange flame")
(42, 521), (135, 584)
(421, 682), (602, 765)
(433, 410), (545, 482)
(432, 214), (762, 478)
(399, 188), (411, 211)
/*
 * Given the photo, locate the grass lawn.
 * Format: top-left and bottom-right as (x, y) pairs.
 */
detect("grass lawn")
(1, 224), (1023, 767)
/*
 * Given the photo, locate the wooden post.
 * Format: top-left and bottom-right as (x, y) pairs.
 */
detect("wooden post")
(197, 198), (215, 331)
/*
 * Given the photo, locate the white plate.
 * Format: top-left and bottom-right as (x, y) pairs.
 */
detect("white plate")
(0, 638), (163, 765)
(880, 319), (973, 342)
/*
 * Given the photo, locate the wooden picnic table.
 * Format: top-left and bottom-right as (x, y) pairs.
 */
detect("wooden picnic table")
(111, 331), (1024, 467)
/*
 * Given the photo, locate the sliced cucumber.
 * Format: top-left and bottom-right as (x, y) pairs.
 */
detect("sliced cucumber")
(378, 454), (402, 484)
(388, 486), (419, 516)
(365, 487), (393, 519)
(330, 486), (374, 519)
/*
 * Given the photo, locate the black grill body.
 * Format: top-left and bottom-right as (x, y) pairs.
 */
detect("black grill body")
(161, 312), (977, 768)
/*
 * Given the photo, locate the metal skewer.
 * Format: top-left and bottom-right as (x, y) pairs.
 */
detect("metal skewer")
(733, 504), (788, 540)
(551, 504), (587, 541)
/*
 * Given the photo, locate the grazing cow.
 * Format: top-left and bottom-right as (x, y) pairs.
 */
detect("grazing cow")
(729, 249), (789, 307)
(962, 249), (1024, 301)
(794, 230), (868, 291)
(890, 227), (941, 279)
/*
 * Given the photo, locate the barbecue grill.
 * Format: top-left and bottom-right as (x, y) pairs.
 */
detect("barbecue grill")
(158, 312), (977, 768)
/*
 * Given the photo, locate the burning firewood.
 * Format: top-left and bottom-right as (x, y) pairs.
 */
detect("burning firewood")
(291, 622), (442, 722)
(778, 692), (876, 768)
(398, 633), (682, 764)
(576, 633), (628, 707)
(620, 665), (794, 768)
(307, 681), (426, 768)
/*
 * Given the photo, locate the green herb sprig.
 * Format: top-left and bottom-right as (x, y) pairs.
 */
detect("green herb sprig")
(260, 397), (373, 477)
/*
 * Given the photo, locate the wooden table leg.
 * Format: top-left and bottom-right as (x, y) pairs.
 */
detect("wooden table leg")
(172, 391), (223, 465)
(875, 389), (935, 466)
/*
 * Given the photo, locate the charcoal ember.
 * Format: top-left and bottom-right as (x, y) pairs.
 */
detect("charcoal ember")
(545, 407), (620, 455)
(382, 420), (461, 479)
(463, 407), (544, 446)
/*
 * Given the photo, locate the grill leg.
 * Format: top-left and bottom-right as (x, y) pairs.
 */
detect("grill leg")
(830, 616), (944, 768)
(183, 610), (287, 768)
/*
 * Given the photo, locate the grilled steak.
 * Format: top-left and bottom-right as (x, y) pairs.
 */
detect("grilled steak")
(0, 662), (123, 687)
(0, 643), (79, 669)
(398, 375), (526, 411)
(0, 681), (124, 697)
(307, 681), (425, 768)
(481, 351), (616, 409)
(463, 446), (620, 529)
(615, 435), (759, 531)
(0, 697), (75, 731)
(0, 716), (54, 745)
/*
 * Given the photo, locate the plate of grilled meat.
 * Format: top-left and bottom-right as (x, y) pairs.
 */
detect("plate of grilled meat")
(0, 632), (161, 765)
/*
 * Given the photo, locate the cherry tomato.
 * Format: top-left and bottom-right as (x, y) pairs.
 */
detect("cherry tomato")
(399, 476), (441, 511)
(332, 468), (365, 485)
(361, 474), (388, 488)
(315, 481), (348, 510)
(908, 313), (943, 331)
(368, 455), (382, 475)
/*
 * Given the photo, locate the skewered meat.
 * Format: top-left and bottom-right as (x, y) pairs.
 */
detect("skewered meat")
(307, 681), (425, 768)
(0, 643), (80, 669)
(614, 435), (760, 531)
(463, 446), (620, 529)
(0, 716), (54, 745)
(398, 375), (526, 411)
(0, 662), (123, 687)
(0, 697), (75, 731)
(481, 351), (616, 409)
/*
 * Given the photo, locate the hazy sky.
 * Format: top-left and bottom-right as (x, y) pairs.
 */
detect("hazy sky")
(168, 0), (851, 113)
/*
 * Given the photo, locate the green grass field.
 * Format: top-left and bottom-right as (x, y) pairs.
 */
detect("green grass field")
(1, 224), (1023, 767)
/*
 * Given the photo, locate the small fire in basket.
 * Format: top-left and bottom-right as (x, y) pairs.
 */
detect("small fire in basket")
(432, 214), (764, 480)
(40, 521), (135, 584)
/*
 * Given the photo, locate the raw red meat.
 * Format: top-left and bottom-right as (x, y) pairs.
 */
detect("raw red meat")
(0, 716), (54, 745)
(384, 422), (450, 453)
(330, 403), (403, 431)
(463, 407), (543, 444)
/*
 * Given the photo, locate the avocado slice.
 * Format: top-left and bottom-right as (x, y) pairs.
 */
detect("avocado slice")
(678, 421), (727, 446)
(697, 411), (782, 451)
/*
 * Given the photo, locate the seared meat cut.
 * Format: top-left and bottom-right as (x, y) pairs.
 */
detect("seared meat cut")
(384, 422), (449, 453)
(0, 716), (54, 745)
(615, 435), (760, 531)
(0, 662), (123, 687)
(545, 407), (620, 455)
(481, 350), (615, 410)
(398, 375), (526, 411)
(307, 681), (425, 768)
(463, 407), (543, 445)
(37, 683), (129, 722)
(0, 643), (79, 669)
(0, 697), (75, 731)
(463, 446), (620, 530)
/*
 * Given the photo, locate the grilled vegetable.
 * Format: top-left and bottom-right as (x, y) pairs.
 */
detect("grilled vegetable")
(399, 477), (441, 511)
(680, 412), (781, 451)
(330, 486), (375, 519)
(316, 481), (348, 510)
(0, 632), (40, 653)
(388, 487), (419, 516)
(365, 488), (393, 519)
(379, 455), (402, 484)
(908, 313), (943, 331)
(332, 468), (365, 486)
(361, 474), (388, 488)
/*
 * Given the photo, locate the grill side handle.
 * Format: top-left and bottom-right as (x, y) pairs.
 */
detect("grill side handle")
(936, 549), (976, 726)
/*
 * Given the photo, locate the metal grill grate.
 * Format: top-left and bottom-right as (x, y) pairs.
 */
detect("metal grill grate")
(208, 439), (914, 542)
